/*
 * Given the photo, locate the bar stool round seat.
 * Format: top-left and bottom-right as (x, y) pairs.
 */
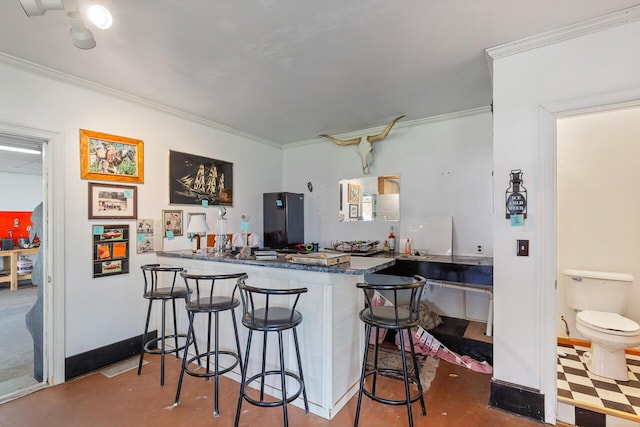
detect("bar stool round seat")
(174, 271), (248, 417)
(234, 282), (309, 427)
(137, 264), (192, 386)
(354, 274), (428, 427)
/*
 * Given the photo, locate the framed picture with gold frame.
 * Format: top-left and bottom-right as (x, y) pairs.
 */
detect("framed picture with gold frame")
(80, 129), (144, 183)
(347, 183), (360, 203)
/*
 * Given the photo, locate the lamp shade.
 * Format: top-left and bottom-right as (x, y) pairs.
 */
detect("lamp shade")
(187, 214), (209, 234)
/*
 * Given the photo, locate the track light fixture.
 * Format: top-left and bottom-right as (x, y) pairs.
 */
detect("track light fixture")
(19, 0), (113, 49)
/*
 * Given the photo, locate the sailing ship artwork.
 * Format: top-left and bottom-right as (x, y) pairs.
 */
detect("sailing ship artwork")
(169, 150), (233, 206)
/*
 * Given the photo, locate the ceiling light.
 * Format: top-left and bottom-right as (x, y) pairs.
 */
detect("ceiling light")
(19, 0), (112, 49)
(68, 11), (96, 49)
(0, 145), (41, 155)
(87, 4), (112, 29)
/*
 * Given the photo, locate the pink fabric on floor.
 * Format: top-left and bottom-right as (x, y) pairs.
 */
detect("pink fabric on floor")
(395, 327), (493, 375)
(367, 292), (388, 344)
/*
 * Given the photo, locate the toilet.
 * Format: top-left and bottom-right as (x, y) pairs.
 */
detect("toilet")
(563, 268), (640, 381)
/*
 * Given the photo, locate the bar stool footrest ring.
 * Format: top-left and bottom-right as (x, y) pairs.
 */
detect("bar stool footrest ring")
(241, 370), (304, 408)
(183, 350), (240, 378)
(142, 333), (188, 355)
(362, 368), (423, 406)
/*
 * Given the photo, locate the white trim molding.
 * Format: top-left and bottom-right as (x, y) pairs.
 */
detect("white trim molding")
(486, 5), (640, 61)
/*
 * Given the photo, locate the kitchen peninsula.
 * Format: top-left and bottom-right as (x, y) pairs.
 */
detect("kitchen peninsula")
(156, 250), (394, 420)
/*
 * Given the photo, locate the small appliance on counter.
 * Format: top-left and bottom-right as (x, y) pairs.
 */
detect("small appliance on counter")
(330, 240), (381, 256)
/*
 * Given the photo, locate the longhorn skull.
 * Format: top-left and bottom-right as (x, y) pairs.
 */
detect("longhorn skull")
(320, 115), (405, 174)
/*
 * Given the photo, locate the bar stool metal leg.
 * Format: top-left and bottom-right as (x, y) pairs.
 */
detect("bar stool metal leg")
(137, 298), (153, 376)
(354, 324), (371, 427)
(234, 282), (309, 427)
(173, 272), (246, 418)
(354, 275), (428, 427)
(292, 327), (309, 413)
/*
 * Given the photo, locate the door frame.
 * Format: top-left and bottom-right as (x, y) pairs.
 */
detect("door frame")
(540, 90), (640, 423)
(0, 120), (65, 392)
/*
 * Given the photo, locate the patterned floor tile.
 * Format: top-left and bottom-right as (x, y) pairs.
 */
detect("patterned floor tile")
(557, 344), (640, 419)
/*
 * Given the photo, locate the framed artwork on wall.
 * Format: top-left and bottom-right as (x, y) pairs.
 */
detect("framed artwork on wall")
(162, 210), (183, 237)
(92, 224), (130, 278)
(88, 182), (138, 219)
(348, 183), (360, 203)
(349, 204), (359, 219)
(80, 129), (144, 183)
(169, 150), (233, 206)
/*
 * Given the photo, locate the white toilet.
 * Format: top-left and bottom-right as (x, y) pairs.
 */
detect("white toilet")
(563, 268), (640, 381)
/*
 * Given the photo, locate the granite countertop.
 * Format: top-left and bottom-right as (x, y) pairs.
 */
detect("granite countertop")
(157, 250), (395, 275)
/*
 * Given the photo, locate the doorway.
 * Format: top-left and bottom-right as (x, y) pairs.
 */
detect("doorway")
(0, 134), (44, 398)
(554, 105), (640, 421)
(0, 122), (65, 403)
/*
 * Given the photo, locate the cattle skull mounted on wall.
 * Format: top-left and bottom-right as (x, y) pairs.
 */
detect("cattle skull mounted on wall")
(320, 115), (405, 174)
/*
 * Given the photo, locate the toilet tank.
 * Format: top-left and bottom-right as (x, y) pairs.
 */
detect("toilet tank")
(563, 269), (634, 313)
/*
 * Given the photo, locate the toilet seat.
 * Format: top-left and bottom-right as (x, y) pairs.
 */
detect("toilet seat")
(577, 310), (640, 336)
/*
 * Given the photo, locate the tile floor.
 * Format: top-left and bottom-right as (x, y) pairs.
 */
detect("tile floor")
(0, 352), (541, 427)
(557, 342), (640, 421)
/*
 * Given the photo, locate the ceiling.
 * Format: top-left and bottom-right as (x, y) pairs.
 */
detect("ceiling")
(0, 0), (639, 153)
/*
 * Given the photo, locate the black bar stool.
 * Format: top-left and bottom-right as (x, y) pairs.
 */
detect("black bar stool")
(234, 281), (309, 427)
(354, 274), (428, 427)
(138, 264), (193, 386)
(174, 272), (248, 417)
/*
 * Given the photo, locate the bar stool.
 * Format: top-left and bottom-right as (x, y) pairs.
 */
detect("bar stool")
(138, 264), (192, 386)
(354, 274), (428, 427)
(234, 281), (309, 427)
(174, 272), (248, 417)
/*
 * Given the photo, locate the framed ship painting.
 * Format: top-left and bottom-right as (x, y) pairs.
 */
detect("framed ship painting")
(169, 150), (233, 206)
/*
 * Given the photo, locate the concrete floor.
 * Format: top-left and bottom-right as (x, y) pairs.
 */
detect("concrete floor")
(0, 284), (38, 396)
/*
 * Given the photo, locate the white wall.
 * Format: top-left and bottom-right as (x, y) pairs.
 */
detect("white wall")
(283, 110), (494, 257)
(491, 15), (640, 413)
(283, 111), (493, 321)
(557, 107), (640, 339)
(0, 63), (283, 357)
(0, 172), (42, 211)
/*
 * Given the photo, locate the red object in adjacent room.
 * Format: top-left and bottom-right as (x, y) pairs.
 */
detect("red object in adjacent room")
(0, 211), (33, 246)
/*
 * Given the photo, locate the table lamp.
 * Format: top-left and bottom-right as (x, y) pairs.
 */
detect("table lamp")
(187, 214), (209, 252)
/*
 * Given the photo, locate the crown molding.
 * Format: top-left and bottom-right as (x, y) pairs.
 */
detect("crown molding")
(486, 5), (640, 60)
(283, 106), (492, 149)
(0, 52), (281, 148)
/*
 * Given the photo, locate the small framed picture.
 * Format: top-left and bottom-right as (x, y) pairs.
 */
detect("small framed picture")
(348, 183), (360, 203)
(162, 210), (183, 237)
(88, 182), (137, 219)
(349, 204), (359, 219)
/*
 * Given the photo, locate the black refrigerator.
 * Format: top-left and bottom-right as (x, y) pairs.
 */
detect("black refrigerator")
(263, 192), (304, 249)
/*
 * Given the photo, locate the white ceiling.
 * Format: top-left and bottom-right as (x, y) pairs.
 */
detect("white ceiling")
(0, 0), (639, 153)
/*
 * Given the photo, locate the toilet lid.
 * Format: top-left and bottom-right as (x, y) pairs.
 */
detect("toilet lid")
(577, 310), (640, 333)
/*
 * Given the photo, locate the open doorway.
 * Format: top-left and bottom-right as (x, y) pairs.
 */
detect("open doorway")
(555, 105), (640, 422)
(0, 123), (65, 403)
(0, 134), (44, 397)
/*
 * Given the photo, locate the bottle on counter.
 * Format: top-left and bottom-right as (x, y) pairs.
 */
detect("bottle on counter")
(388, 226), (396, 253)
(404, 238), (412, 255)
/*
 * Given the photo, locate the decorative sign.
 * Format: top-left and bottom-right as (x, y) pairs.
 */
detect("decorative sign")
(505, 169), (527, 220)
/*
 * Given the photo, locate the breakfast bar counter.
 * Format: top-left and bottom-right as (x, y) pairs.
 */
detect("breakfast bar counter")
(156, 250), (394, 419)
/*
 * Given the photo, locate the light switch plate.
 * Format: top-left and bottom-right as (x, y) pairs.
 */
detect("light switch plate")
(517, 239), (529, 256)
